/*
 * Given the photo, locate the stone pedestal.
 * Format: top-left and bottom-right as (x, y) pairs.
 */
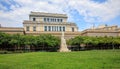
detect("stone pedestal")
(58, 32), (71, 52)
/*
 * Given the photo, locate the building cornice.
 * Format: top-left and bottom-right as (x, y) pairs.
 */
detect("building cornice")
(0, 27), (24, 32)
(23, 21), (77, 26)
(30, 12), (68, 18)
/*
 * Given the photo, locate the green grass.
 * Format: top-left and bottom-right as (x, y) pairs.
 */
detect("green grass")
(0, 50), (120, 69)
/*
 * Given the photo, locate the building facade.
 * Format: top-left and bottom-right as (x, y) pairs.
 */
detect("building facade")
(23, 12), (80, 39)
(0, 12), (120, 38)
(81, 25), (120, 37)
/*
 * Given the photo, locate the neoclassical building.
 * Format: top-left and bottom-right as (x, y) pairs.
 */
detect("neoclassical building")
(22, 12), (81, 39)
(0, 12), (120, 38)
(81, 25), (120, 37)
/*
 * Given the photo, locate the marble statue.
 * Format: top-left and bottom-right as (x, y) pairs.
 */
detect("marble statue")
(58, 32), (71, 52)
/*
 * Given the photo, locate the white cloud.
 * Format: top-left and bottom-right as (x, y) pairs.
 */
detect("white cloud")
(0, 0), (69, 27)
(69, 0), (120, 23)
(0, 0), (120, 28)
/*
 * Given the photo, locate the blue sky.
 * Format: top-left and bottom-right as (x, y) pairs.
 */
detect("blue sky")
(0, 0), (120, 31)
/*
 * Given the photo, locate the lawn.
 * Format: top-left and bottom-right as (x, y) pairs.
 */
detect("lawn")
(0, 50), (120, 69)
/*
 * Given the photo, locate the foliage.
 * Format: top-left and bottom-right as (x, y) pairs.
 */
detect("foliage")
(68, 36), (84, 45)
(0, 32), (120, 51)
(0, 32), (60, 51)
(68, 36), (120, 50)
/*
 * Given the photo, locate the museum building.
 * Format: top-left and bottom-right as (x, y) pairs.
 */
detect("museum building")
(0, 12), (120, 38)
(23, 12), (80, 39)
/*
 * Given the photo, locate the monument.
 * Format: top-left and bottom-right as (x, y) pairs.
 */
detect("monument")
(58, 32), (71, 52)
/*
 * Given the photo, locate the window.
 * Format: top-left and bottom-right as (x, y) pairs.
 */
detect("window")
(60, 19), (63, 22)
(57, 19), (59, 22)
(44, 18), (46, 22)
(57, 26), (58, 31)
(63, 26), (65, 31)
(51, 18), (52, 22)
(47, 18), (49, 22)
(72, 27), (74, 32)
(44, 26), (47, 31)
(49, 18), (51, 22)
(33, 18), (36, 21)
(33, 26), (36, 31)
(52, 18), (54, 22)
(53, 26), (55, 31)
(52, 26), (53, 31)
(55, 19), (56, 22)
(55, 26), (56, 31)
(59, 26), (62, 31)
(43, 18), (62, 22)
(26, 26), (29, 31)
(48, 26), (51, 31)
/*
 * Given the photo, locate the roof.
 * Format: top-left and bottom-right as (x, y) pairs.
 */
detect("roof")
(29, 12), (68, 18)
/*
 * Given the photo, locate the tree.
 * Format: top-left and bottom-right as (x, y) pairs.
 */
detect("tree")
(83, 37), (92, 47)
(0, 32), (11, 50)
(9, 34), (20, 51)
(68, 36), (84, 45)
(37, 34), (60, 51)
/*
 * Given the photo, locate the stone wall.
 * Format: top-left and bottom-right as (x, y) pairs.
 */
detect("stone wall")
(0, 27), (24, 34)
(25, 31), (81, 39)
(86, 32), (118, 37)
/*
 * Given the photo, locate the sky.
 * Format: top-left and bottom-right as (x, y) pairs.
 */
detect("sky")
(0, 0), (120, 31)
